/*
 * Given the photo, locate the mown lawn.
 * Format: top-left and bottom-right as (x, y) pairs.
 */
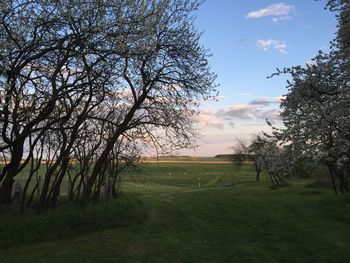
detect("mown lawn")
(0, 162), (350, 262)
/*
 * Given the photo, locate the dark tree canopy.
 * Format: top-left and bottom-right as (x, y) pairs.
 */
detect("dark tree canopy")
(0, 0), (217, 210)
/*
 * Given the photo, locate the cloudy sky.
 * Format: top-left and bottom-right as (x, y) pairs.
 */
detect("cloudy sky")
(179, 0), (337, 156)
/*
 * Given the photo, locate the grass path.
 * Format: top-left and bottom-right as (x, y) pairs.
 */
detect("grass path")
(1, 181), (350, 262)
(1, 163), (350, 262)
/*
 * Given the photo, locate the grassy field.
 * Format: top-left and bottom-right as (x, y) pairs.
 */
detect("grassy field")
(1, 161), (350, 262)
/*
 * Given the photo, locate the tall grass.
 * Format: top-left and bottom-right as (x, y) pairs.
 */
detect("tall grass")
(0, 194), (147, 248)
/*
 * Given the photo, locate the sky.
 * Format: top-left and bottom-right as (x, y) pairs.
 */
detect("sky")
(177, 0), (338, 157)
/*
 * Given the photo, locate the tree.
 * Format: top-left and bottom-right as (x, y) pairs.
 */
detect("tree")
(78, 0), (217, 206)
(249, 134), (287, 187)
(0, 0), (217, 210)
(231, 135), (287, 186)
(248, 136), (266, 183)
(231, 138), (250, 172)
(272, 0), (350, 193)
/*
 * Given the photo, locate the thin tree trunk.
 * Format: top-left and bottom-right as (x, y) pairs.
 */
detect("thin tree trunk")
(328, 165), (338, 194)
(0, 140), (24, 204)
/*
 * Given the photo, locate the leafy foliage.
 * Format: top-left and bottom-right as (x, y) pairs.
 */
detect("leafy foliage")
(272, 0), (350, 193)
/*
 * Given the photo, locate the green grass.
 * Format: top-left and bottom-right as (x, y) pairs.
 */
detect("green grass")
(124, 162), (253, 189)
(141, 156), (230, 162)
(0, 195), (147, 249)
(0, 162), (350, 262)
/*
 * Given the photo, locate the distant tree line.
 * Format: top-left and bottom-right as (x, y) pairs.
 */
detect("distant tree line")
(0, 0), (216, 211)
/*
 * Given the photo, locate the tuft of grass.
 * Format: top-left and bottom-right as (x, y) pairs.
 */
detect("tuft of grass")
(0, 194), (147, 249)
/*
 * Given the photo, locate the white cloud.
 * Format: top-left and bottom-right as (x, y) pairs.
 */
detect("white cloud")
(195, 109), (225, 129)
(216, 104), (258, 120)
(215, 97), (282, 121)
(247, 3), (295, 21)
(275, 95), (286, 102)
(178, 98), (284, 156)
(256, 39), (288, 54)
(272, 16), (291, 23)
(249, 97), (280, 106)
(216, 104), (267, 120)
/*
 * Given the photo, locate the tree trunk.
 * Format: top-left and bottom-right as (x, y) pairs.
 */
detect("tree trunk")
(0, 139), (25, 204)
(79, 93), (147, 206)
(328, 165), (338, 194)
